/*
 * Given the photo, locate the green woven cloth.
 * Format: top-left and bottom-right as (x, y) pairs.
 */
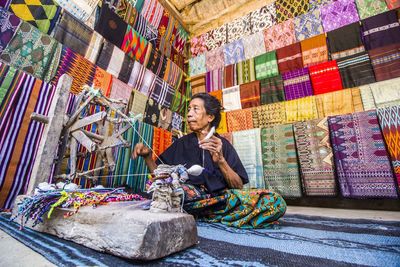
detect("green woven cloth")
(236, 58), (256, 85)
(255, 51), (279, 80)
(355, 0), (388, 20)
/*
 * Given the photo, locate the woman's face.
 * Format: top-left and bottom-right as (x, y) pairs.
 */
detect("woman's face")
(187, 98), (214, 132)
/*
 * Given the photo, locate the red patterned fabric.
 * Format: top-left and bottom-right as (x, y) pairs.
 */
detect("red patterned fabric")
(309, 60), (343, 95)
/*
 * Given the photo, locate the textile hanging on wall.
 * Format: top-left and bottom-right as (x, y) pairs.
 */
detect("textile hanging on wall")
(205, 68), (223, 93)
(216, 111), (227, 134)
(284, 96), (318, 123)
(203, 24), (227, 51)
(223, 40), (245, 65)
(149, 77), (175, 109)
(92, 66), (112, 96)
(173, 25), (188, 54)
(141, 0), (164, 30)
(252, 102), (286, 128)
(226, 14), (252, 43)
(328, 110), (398, 198)
(242, 32), (267, 60)
(293, 118), (337, 196)
(0, 63), (55, 209)
(275, 0), (309, 23)
(85, 32), (104, 64)
(128, 89), (147, 118)
(138, 68), (156, 96)
(190, 74), (206, 95)
(121, 25), (150, 64)
(127, 60), (145, 90)
(146, 49), (166, 77)
(205, 47), (225, 72)
(222, 85), (242, 111)
(209, 90), (223, 105)
(261, 124), (302, 198)
(236, 59), (256, 85)
(189, 54), (206, 76)
(308, 0), (333, 10)
(239, 80), (261, 109)
(190, 34), (207, 57)
(315, 88), (363, 117)
(226, 109), (254, 132)
(232, 129), (264, 189)
(54, 0), (98, 22)
(369, 43), (400, 81)
(249, 3), (276, 34)
(163, 59), (183, 90)
(385, 0), (400, 9)
(300, 34), (328, 67)
(260, 75), (285, 105)
(134, 13), (158, 47)
(9, 0), (60, 34)
(113, 0), (138, 26)
(0, 8), (21, 54)
(377, 105), (400, 186)
(157, 12), (177, 58)
(263, 19), (296, 51)
(223, 64), (237, 89)
(157, 108), (173, 130)
(254, 51), (279, 80)
(364, 77), (400, 108)
(143, 98), (161, 126)
(109, 77), (132, 102)
(170, 90), (187, 114)
(294, 7), (324, 41)
(282, 67), (313, 101)
(308, 60), (343, 95)
(171, 112), (183, 132)
(355, 0), (388, 19)
(320, 0), (360, 32)
(95, 4), (127, 47)
(276, 42), (303, 74)
(152, 127), (172, 160)
(0, 21), (60, 82)
(361, 10), (400, 51)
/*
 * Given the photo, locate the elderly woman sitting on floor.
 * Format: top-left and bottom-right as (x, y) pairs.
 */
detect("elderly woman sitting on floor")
(132, 93), (286, 228)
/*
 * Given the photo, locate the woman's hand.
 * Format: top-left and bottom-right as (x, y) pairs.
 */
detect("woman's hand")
(132, 143), (151, 159)
(199, 135), (225, 163)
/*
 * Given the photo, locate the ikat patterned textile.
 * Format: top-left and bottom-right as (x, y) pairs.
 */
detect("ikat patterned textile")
(261, 124), (302, 198)
(308, 60), (343, 95)
(315, 88), (363, 117)
(263, 19), (296, 52)
(249, 3), (276, 34)
(222, 85), (242, 111)
(140, 0), (164, 30)
(254, 51), (279, 80)
(95, 4), (127, 48)
(205, 47), (225, 71)
(9, 0), (60, 34)
(239, 80), (261, 109)
(156, 11), (177, 58)
(189, 54), (206, 76)
(294, 7), (324, 41)
(237, 59), (256, 85)
(149, 76), (175, 109)
(385, 0), (400, 9)
(223, 40), (245, 65)
(0, 8), (21, 54)
(109, 77), (132, 102)
(320, 0), (360, 32)
(260, 75), (285, 105)
(300, 34), (329, 67)
(226, 109), (254, 132)
(190, 34), (207, 57)
(223, 64), (237, 89)
(328, 110), (398, 198)
(53, 0), (98, 21)
(143, 98), (161, 127)
(276, 42), (303, 74)
(282, 67), (313, 101)
(293, 118), (337, 196)
(232, 129), (264, 189)
(203, 24), (227, 51)
(173, 25), (188, 54)
(284, 96), (318, 123)
(226, 14), (252, 43)
(251, 102), (286, 128)
(242, 32), (267, 60)
(121, 25), (150, 64)
(361, 10), (400, 51)
(361, 77), (400, 109)
(355, 0), (388, 19)
(171, 112), (183, 131)
(205, 68), (223, 93)
(368, 43), (400, 81)
(190, 74), (206, 95)
(0, 21), (60, 82)
(377, 105), (400, 186)
(275, 0), (310, 23)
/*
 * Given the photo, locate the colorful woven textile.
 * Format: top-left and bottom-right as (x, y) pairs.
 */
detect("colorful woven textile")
(140, 0), (163, 30)
(163, 59), (183, 90)
(362, 77), (400, 108)
(377, 105), (400, 186)
(249, 3), (276, 33)
(294, 7), (324, 41)
(284, 96), (318, 123)
(216, 111), (227, 134)
(138, 69), (155, 96)
(254, 51), (279, 80)
(171, 112), (183, 132)
(282, 67), (313, 101)
(308, 0), (333, 10)
(242, 32), (267, 60)
(222, 85), (241, 111)
(209, 90), (223, 105)
(92, 67), (112, 96)
(261, 124), (302, 197)
(223, 40), (245, 65)
(300, 34), (328, 67)
(134, 13), (158, 46)
(127, 60), (145, 90)
(315, 88), (363, 117)
(361, 10), (400, 51)
(223, 64), (237, 89)
(95, 4), (126, 47)
(252, 102), (286, 128)
(149, 77), (175, 109)
(54, 0), (98, 22)
(293, 118), (337, 196)
(113, 0), (138, 26)
(237, 59), (256, 85)
(152, 127), (172, 160)
(263, 19), (296, 51)
(368, 43), (400, 81)
(170, 90), (187, 115)
(85, 32), (104, 64)
(276, 42), (303, 74)
(385, 0), (400, 9)
(275, 0), (309, 23)
(146, 49), (166, 77)
(109, 77), (132, 102)
(205, 68), (223, 93)
(0, 8), (20, 54)
(320, 0), (360, 32)
(189, 54), (206, 76)
(239, 81), (261, 109)
(260, 75), (285, 105)
(143, 98), (161, 126)
(128, 89), (147, 118)
(121, 25), (150, 64)
(190, 34), (207, 57)
(190, 74), (206, 95)
(205, 47), (225, 71)
(9, 0), (60, 34)
(328, 110), (398, 198)
(203, 24), (227, 51)
(173, 25), (188, 54)
(226, 15), (252, 43)
(226, 109), (254, 132)
(359, 84), (377, 111)
(0, 65), (55, 209)
(309, 60), (343, 95)
(0, 21), (60, 82)
(232, 129), (264, 189)
(156, 12), (176, 58)
(355, 0), (388, 19)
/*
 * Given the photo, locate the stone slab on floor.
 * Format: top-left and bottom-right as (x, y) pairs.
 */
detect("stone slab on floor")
(12, 196), (198, 260)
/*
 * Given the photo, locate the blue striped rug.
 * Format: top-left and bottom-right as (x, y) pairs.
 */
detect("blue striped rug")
(0, 213), (399, 266)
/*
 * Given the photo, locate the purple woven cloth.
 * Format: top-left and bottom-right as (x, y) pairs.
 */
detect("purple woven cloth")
(328, 110), (398, 198)
(320, 0), (360, 32)
(282, 67), (313, 100)
(0, 8), (20, 53)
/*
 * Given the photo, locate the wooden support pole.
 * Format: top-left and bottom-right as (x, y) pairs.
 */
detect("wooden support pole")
(71, 130), (97, 152)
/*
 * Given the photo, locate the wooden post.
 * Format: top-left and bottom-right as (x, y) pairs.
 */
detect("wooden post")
(26, 74), (73, 195)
